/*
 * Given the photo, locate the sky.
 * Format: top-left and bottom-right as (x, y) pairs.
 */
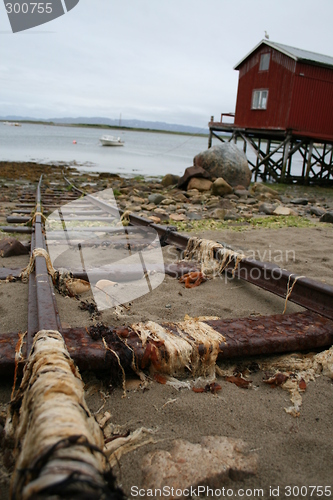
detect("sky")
(1, 0), (333, 130)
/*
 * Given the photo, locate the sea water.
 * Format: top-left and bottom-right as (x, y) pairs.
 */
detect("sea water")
(0, 122), (303, 179)
(0, 122), (209, 178)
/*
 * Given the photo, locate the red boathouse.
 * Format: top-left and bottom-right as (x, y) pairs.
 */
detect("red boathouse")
(209, 40), (333, 183)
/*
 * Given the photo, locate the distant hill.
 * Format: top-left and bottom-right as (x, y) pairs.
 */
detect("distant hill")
(0, 115), (209, 135)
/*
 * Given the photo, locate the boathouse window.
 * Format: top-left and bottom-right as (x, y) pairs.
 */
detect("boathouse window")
(259, 53), (270, 71)
(252, 89), (268, 109)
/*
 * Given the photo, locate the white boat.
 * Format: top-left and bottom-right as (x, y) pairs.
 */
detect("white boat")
(99, 135), (124, 146)
(3, 121), (21, 126)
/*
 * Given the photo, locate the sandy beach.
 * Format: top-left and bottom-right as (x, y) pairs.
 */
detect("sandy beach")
(0, 162), (332, 499)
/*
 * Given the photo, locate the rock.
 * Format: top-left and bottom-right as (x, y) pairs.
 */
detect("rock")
(177, 165), (212, 189)
(273, 206), (295, 216)
(148, 182), (163, 190)
(244, 198), (258, 205)
(147, 215), (161, 224)
(187, 212), (202, 220)
(211, 177), (233, 196)
(185, 189), (200, 198)
(129, 205), (142, 212)
(191, 196), (205, 205)
(218, 199), (234, 209)
(148, 193), (165, 205)
(234, 189), (249, 198)
(99, 172), (120, 179)
(130, 195), (146, 204)
(290, 198), (309, 205)
(169, 213), (187, 221)
(319, 211), (333, 223)
(251, 183), (280, 198)
(309, 206), (326, 217)
(0, 238), (29, 257)
(241, 212), (253, 220)
(154, 208), (167, 215)
(187, 177), (213, 192)
(224, 194), (239, 201)
(258, 203), (277, 215)
(142, 436), (257, 495)
(173, 193), (188, 203)
(210, 208), (226, 219)
(141, 203), (156, 211)
(224, 211), (240, 221)
(194, 143), (251, 188)
(160, 198), (175, 206)
(205, 200), (219, 209)
(161, 173), (180, 187)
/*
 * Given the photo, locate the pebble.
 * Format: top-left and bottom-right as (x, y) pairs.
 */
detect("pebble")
(258, 203), (277, 215)
(148, 193), (165, 204)
(290, 198), (309, 205)
(148, 216), (161, 224)
(244, 198), (258, 205)
(234, 189), (249, 198)
(130, 195), (146, 203)
(141, 203), (156, 211)
(169, 213), (187, 221)
(210, 208), (226, 220)
(187, 212), (202, 220)
(160, 198), (175, 206)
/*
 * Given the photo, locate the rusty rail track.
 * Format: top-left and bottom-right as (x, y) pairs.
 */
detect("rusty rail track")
(60, 175), (333, 321)
(0, 174), (333, 378)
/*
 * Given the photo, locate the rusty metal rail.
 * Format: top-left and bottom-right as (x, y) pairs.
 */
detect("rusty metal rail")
(2, 176), (120, 499)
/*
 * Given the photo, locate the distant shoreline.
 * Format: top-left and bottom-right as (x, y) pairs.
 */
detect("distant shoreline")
(0, 119), (211, 139)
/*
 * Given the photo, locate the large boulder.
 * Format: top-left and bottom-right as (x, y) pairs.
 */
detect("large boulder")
(194, 143), (252, 188)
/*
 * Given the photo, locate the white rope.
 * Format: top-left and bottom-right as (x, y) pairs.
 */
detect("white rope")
(19, 248), (57, 282)
(183, 237), (245, 278)
(282, 274), (305, 314)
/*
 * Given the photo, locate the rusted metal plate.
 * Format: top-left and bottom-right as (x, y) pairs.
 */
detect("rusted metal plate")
(0, 333), (19, 377)
(207, 311), (333, 358)
(2, 312), (332, 375)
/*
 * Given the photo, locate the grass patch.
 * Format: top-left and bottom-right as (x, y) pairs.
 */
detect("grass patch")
(170, 215), (318, 233)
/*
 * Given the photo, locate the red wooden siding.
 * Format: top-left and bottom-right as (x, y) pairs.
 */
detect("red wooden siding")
(234, 46), (295, 130)
(234, 43), (333, 141)
(287, 62), (333, 140)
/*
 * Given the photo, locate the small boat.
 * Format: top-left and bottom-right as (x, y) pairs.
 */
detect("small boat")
(3, 121), (21, 126)
(99, 135), (124, 146)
